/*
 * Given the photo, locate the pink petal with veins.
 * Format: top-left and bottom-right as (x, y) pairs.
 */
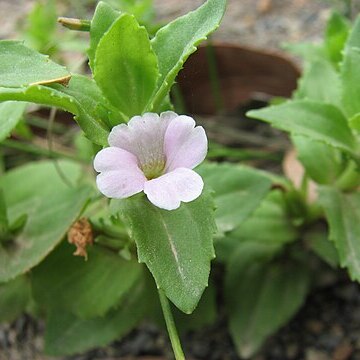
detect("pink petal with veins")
(93, 147), (139, 172)
(108, 112), (177, 168)
(96, 169), (146, 199)
(164, 115), (207, 172)
(144, 168), (204, 210)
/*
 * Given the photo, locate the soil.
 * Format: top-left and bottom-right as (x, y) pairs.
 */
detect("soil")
(2, 271), (360, 360)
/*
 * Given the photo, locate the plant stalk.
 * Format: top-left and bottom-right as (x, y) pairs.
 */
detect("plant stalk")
(58, 17), (91, 31)
(1, 139), (82, 163)
(158, 289), (185, 360)
(205, 40), (224, 114)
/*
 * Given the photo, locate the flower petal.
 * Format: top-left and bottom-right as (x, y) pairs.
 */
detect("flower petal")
(96, 169), (146, 199)
(93, 147), (139, 172)
(108, 112), (177, 169)
(160, 111), (178, 123)
(164, 115), (208, 172)
(144, 168), (204, 210)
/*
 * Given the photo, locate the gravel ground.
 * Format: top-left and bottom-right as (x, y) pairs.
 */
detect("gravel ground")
(153, 0), (333, 50)
(0, 0), (336, 50)
(0, 0), (34, 39)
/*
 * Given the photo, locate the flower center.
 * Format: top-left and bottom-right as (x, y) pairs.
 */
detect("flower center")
(141, 159), (166, 180)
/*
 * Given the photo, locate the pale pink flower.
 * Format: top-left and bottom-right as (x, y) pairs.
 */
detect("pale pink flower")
(93, 112), (207, 210)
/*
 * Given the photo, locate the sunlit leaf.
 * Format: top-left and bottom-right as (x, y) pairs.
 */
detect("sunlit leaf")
(32, 242), (143, 318)
(319, 187), (360, 281)
(0, 41), (70, 87)
(341, 47), (360, 118)
(247, 100), (356, 156)
(325, 12), (350, 65)
(0, 101), (27, 142)
(44, 274), (154, 356)
(292, 135), (345, 185)
(295, 60), (342, 108)
(215, 190), (297, 262)
(198, 163), (272, 233)
(0, 161), (93, 282)
(94, 14), (159, 117)
(88, 1), (120, 71)
(113, 192), (216, 314)
(0, 83), (109, 146)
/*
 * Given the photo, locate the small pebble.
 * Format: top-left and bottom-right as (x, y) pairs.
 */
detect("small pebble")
(286, 343), (299, 359)
(333, 341), (353, 360)
(306, 319), (324, 334)
(306, 348), (330, 360)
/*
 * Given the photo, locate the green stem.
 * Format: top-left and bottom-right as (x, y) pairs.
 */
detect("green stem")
(1, 139), (83, 163)
(171, 83), (187, 114)
(205, 40), (224, 114)
(158, 289), (185, 360)
(344, 0), (352, 19)
(335, 160), (360, 191)
(27, 115), (68, 133)
(0, 149), (5, 176)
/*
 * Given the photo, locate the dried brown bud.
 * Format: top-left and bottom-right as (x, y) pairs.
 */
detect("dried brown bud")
(67, 218), (93, 260)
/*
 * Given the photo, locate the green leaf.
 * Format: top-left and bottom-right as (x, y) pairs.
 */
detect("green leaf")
(319, 187), (360, 281)
(13, 116), (33, 140)
(292, 135), (345, 185)
(220, 191), (297, 255)
(0, 85), (77, 113)
(44, 274), (154, 356)
(25, 0), (57, 54)
(150, 0), (226, 110)
(350, 112), (360, 130)
(32, 242), (143, 319)
(197, 163), (272, 233)
(54, 75), (107, 120)
(0, 47), (111, 144)
(226, 240), (282, 274)
(233, 192), (297, 244)
(0, 276), (30, 323)
(114, 192), (216, 314)
(102, 0), (155, 29)
(325, 12), (350, 65)
(226, 251), (310, 358)
(74, 132), (96, 162)
(340, 15), (360, 118)
(0, 189), (8, 237)
(0, 41), (70, 87)
(341, 47), (360, 118)
(52, 74), (124, 128)
(0, 161), (92, 282)
(295, 60), (342, 108)
(283, 42), (326, 63)
(306, 229), (339, 268)
(247, 100), (357, 155)
(344, 14), (360, 49)
(94, 14), (159, 117)
(0, 84), (110, 146)
(88, 1), (120, 71)
(0, 101), (27, 142)
(158, 94), (174, 112)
